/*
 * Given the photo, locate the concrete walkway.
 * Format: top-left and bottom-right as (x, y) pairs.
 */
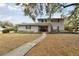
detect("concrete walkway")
(3, 33), (46, 56)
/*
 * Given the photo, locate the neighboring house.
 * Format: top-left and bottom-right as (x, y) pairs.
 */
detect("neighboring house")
(17, 18), (64, 32)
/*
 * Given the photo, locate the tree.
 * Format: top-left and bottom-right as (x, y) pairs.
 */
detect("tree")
(62, 3), (79, 8)
(0, 21), (16, 33)
(0, 21), (3, 26)
(54, 3), (79, 32)
(63, 5), (79, 32)
(2, 21), (13, 28)
(16, 3), (63, 20)
(16, 3), (37, 21)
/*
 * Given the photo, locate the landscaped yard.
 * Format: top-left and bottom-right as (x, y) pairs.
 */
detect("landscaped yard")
(26, 34), (79, 56)
(0, 33), (41, 55)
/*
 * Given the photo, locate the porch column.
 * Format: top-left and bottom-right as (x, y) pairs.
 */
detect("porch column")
(48, 25), (51, 32)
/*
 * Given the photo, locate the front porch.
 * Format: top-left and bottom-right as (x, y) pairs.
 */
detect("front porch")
(38, 26), (48, 32)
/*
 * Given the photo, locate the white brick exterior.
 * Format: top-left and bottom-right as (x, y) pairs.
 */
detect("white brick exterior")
(51, 21), (64, 30)
(18, 26), (38, 32)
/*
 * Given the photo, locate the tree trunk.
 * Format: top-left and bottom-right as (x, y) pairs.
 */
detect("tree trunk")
(48, 9), (53, 32)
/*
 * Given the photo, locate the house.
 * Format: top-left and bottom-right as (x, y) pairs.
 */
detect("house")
(17, 18), (64, 32)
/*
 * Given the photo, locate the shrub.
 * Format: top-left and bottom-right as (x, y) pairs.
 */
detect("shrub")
(2, 29), (9, 33)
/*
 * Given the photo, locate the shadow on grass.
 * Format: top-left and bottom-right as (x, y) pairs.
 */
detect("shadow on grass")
(48, 32), (79, 34)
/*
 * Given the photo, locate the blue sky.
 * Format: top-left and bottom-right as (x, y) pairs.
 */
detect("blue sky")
(0, 3), (34, 24)
(0, 3), (75, 24)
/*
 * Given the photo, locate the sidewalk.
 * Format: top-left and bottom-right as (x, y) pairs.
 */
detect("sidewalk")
(3, 33), (46, 56)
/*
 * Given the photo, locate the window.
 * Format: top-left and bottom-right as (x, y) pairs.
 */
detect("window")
(51, 19), (60, 22)
(51, 20), (53, 22)
(26, 25), (31, 29)
(41, 19), (44, 22)
(45, 19), (47, 22)
(38, 19), (44, 22)
(38, 19), (47, 22)
(57, 19), (59, 22)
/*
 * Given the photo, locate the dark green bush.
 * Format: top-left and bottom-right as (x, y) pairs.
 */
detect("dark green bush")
(2, 29), (9, 33)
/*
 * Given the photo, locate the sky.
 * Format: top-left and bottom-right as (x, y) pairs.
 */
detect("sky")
(0, 3), (75, 24)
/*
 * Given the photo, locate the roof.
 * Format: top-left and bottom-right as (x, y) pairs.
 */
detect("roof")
(38, 18), (64, 20)
(17, 23), (50, 26)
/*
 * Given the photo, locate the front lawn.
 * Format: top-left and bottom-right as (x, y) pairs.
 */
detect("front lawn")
(26, 34), (79, 56)
(0, 33), (41, 55)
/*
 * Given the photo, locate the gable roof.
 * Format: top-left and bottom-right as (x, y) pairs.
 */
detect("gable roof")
(38, 18), (64, 20)
(17, 23), (50, 26)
